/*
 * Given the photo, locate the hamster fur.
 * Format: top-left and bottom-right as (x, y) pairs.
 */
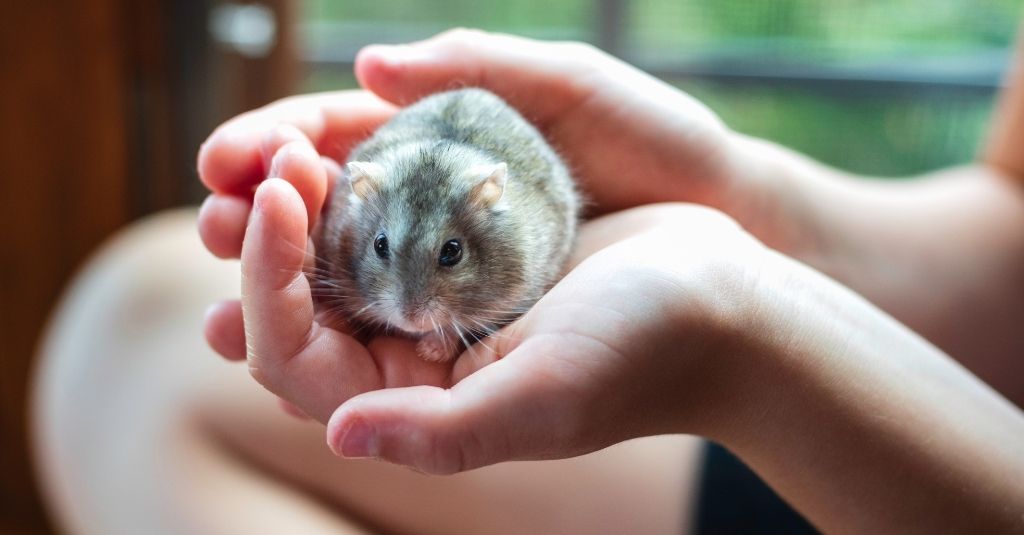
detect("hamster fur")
(316, 88), (579, 362)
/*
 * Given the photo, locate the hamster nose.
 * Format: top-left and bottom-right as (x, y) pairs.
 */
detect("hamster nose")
(400, 299), (437, 326)
(402, 296), (436, 317)
(399, 308), (432, 333)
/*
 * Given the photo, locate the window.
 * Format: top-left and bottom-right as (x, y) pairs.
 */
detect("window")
(298, 0), (1020, 176)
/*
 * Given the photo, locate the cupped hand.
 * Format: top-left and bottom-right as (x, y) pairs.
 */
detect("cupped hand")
(196, 90), (400, 416)
(196, 29), (775, 433)
(319, 203), (769, 473)
(214, 158), (770, 469)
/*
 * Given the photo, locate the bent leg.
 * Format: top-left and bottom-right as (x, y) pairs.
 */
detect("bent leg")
(32, 209), (702, 535)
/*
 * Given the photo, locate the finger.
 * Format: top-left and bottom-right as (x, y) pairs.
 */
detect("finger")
(267, 140), (328, 233)
(355, 29), (602, 124)
(326, 336), (582, 474)
(241, 179), (317, 370)
(203, 300), (246, 361)
(367, 336), (452, 388)
(198, 194), (251, 259)
(198, 90), (396, 197)
(240, 179), (383, 423)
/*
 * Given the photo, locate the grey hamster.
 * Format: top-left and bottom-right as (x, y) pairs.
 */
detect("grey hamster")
(315, 88), (580, 362)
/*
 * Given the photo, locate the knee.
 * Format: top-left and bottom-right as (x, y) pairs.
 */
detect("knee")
(31, 207), (240, 528)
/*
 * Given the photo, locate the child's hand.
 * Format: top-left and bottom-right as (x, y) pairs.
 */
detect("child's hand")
(195, 29), (773, 421)
(223, 163), (775, 469)
(323, 202), (771, 473)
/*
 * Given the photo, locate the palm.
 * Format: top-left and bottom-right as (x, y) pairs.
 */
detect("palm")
(320, 203), (763, 472)
(198, 30), (752, 429)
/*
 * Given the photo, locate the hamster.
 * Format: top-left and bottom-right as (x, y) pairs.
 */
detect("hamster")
(314, 88), (580, 362)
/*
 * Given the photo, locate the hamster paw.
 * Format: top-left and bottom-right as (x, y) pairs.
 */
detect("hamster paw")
(416, 335), (458, 363)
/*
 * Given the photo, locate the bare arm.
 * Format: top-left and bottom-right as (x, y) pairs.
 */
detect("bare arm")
(730, 30), (1024, 405)
(712, 245), (1024, 534)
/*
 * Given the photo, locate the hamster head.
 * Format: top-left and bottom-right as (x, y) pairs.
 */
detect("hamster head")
(338, 143), (528, 338)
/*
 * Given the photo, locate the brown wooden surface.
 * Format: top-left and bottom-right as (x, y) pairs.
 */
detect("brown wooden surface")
(0, 3), (130, 532)
(0, 1), (297, 533)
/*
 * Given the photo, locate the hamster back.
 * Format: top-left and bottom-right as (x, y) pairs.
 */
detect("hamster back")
(316, 88), (579, 361)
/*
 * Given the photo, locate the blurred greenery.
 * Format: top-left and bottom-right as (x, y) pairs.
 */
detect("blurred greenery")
(684, 83), (994, 176)
(300, 0), (1021, 177)
(631, 0), (1021, 62)
(303, 0), (592, 36)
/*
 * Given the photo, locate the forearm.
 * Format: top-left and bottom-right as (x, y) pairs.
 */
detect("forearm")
(730, 134), (1024, 405)
(711, 250), (1024, 534)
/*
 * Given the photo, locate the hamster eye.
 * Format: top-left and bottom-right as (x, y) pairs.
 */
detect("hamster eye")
(439, 239), (463, 267)
(374, 233), (389, 259)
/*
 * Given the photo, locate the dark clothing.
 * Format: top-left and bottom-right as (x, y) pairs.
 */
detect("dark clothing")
(692, 442), (819, 534)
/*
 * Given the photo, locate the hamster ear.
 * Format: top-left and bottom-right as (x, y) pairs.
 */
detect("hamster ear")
(466, 162), (508, 209)
(346, 161), (385, 201)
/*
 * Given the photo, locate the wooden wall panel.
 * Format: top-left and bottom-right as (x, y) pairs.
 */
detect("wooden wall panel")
(0, 2), (131, 532)
(0, 1), (298, 532)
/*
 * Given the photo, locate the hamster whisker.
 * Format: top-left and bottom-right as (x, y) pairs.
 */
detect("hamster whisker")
(448, 318), (479, 362)
(459, 316), (513, 330)
(351, 302), (375, 320)
(318, 305), (349, 330)
(300, 269), (346, 285)
(462, 318), (499, 338)
(458, 315), (501, 358)
(309, 284), (347, 297)
(455, 304), (532, 318)
(304, 274), (345, 287)
(462, 318), (514, 349)
(277, 236), (332, 266)
(427, 314), (451, 358)
(296, 263), (334, 274)
(340, 316), (376, 339)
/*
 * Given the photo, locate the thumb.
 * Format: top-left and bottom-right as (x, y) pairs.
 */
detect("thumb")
(354, 29), (603, 124)
(326, 352), (589, 474)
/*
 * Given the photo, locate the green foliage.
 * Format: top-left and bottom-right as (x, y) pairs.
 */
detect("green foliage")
(629, 0), (1021, 61)
(304, 0), (592, 35)
(684, 82), (993, 176)
(301, 0), (1020, 177)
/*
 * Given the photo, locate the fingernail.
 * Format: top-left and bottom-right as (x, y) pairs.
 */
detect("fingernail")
(335, 417), (378, 458)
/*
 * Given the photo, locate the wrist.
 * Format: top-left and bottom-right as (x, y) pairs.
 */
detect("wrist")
(647, 230), (788, 441)
(721, 133), (854, 265)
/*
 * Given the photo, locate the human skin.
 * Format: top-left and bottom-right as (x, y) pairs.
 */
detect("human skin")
(33, 209), (699, 535)
(197, 29), (1024, 532)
